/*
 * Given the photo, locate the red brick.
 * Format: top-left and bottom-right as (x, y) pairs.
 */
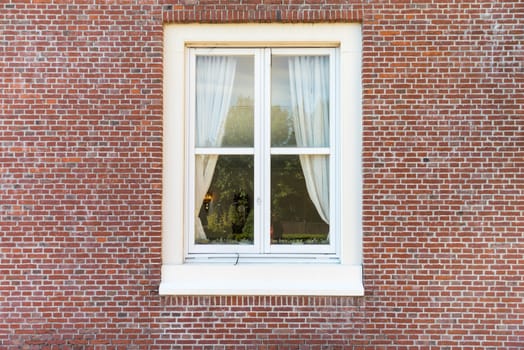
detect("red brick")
(1, 0), (523, 348)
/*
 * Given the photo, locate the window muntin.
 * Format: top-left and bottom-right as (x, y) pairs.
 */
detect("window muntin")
(188, 48), (338, 258)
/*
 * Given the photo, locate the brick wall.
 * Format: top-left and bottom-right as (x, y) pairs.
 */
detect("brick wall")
(1, 0), (522, 348)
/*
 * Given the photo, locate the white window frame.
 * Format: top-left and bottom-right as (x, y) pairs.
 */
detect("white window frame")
(161, 23), (363, 296)
(187, 47), (337, 258)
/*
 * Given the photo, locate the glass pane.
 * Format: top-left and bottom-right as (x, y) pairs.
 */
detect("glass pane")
(271, 55), (329, 148)
(271, 155), (329, 245)
(196, 55), (254, 148)
(196, 155), (254, 244)
(271, 56), (296, 147)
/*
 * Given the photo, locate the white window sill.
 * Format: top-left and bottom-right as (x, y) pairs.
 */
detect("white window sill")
(159, 264), (364, 296)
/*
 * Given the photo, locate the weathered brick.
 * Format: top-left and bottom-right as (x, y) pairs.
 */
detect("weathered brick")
(1, 0), (523, 348)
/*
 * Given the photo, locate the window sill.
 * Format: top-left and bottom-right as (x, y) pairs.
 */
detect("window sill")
(159, 264), (364, 296)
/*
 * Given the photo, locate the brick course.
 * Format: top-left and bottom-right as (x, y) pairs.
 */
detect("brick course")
(1, 0), (523, 348)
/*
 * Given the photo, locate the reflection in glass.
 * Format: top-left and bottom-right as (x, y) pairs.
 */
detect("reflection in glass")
(222, 56), (254, 147)
(271, 56), (296, 147)
(271, 55), (329, 148)
(196, 155), (254, 244)
(271, 155), (329, 244)
(195, 55), (254, 148)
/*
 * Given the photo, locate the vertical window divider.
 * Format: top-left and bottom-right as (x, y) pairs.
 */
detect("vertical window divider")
(261, 48), (272, 254)
(253, 48), (264, 254)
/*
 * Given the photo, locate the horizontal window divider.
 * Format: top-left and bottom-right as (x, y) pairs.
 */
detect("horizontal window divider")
(270, 147), (330, 155)
(194, 147), (255, 155)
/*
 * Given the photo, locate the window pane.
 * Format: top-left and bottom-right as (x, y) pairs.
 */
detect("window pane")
(196, 155), (254, 245)
(196, 55), (254, 148)
(271, 55), (329, 148)
(270, 155), (329, 245)
(271, 56), (296, 147)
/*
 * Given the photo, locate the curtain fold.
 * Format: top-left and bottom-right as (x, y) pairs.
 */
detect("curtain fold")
(288, 56), (330, 225)
(194, 56), (237, 241)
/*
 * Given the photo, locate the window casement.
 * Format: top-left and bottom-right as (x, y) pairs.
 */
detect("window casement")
(162, 24), (363, 296)
(188, 47), (338, 260)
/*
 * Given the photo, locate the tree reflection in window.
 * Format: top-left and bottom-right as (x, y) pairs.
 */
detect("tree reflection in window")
(198, 97), (328, 245)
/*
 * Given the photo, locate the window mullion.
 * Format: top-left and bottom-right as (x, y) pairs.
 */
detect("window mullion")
(253, 48), (265, 254)
(261, 48), (272, 254)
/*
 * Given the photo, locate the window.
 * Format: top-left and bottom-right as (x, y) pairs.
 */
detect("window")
(189, 48), (336, 259)
(162, 24), (363, 295)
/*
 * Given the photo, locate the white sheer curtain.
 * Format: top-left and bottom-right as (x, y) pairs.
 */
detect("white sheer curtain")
(194, 56), (237, 240)
(288, 56), (330, 224)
